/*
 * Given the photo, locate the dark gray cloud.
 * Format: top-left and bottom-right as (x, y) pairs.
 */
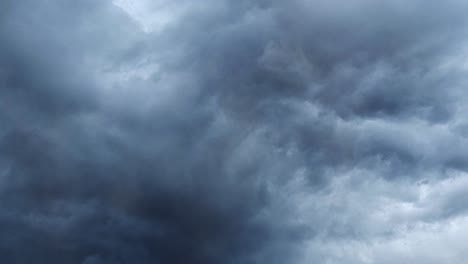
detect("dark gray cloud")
(1, 0), (468, 263)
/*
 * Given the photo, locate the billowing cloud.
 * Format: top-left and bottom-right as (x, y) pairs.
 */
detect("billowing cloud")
(1, 0), (468, 263)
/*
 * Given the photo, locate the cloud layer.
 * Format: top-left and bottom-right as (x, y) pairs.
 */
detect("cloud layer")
(1, 0), (468, 263)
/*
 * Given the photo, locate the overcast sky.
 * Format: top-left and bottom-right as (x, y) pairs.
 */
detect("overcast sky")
(1, 0), (468, 263)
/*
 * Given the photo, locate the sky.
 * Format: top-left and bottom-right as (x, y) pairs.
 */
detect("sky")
(1, 0), (468, 263)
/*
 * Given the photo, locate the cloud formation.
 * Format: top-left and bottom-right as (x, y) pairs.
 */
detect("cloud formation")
(1, 0), (468, 263)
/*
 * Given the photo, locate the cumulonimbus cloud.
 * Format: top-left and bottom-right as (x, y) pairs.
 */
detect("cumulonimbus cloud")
(1, 0), (468, 263)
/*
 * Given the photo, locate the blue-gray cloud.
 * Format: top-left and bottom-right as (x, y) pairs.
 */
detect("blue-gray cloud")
(1, 0), (468, 263)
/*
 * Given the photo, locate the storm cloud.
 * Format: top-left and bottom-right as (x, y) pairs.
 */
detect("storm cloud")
(1, 0), (468, 263)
